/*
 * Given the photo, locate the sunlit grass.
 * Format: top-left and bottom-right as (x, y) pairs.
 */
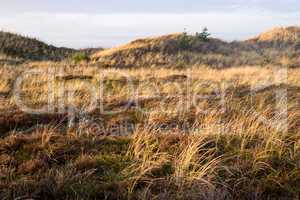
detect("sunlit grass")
(0, 63), (299, 199)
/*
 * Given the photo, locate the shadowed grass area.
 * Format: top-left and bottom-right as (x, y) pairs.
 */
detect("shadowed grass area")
(1, 124), (300, 199)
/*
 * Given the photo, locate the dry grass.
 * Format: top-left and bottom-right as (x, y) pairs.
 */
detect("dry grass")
(251, 26), (300, 42)
(0, 63), (299, 199)
(91, 26), (300, 68)
(92, 34), (181, 58)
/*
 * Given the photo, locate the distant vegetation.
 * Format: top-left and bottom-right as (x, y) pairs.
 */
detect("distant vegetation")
(71, 52), (91, 63)
(179, 31), (192, 50)
(0, 31), (75, 61)
(179, 28), (211, 50)
(196, 27), (211, 42)
(1, 27), (299, 68)
(296, 39), (300, 49)
(92, 26), (300, 68)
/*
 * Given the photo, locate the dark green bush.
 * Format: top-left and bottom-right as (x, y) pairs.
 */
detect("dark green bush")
(72, 52), (90, 63)
(196, 27), (211, 42)
(295, 40), (300, 50)
(179, 31), (192, 50)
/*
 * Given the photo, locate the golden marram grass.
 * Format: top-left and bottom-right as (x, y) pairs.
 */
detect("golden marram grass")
(0, 62), (299, 199)
(0, 26), (300, 199)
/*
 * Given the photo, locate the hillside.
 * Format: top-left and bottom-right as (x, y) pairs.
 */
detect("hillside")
(0, 27), (299, 67)
(92, 26), (300, 68)
(92, 34), (235, 68)
(250, 26), (300, 43)
(0, 31), (76, 61)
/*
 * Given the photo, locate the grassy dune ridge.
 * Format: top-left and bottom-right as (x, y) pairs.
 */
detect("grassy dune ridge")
(91, 27), (300, 68)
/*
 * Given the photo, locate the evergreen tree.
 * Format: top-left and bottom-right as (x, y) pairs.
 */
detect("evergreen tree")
(196, 27), (211, 42)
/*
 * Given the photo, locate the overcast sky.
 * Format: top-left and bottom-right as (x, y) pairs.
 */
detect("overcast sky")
(0, 0), (299, 48)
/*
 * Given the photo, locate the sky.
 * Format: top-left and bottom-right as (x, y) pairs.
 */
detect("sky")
(0, 0), (299, 48)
